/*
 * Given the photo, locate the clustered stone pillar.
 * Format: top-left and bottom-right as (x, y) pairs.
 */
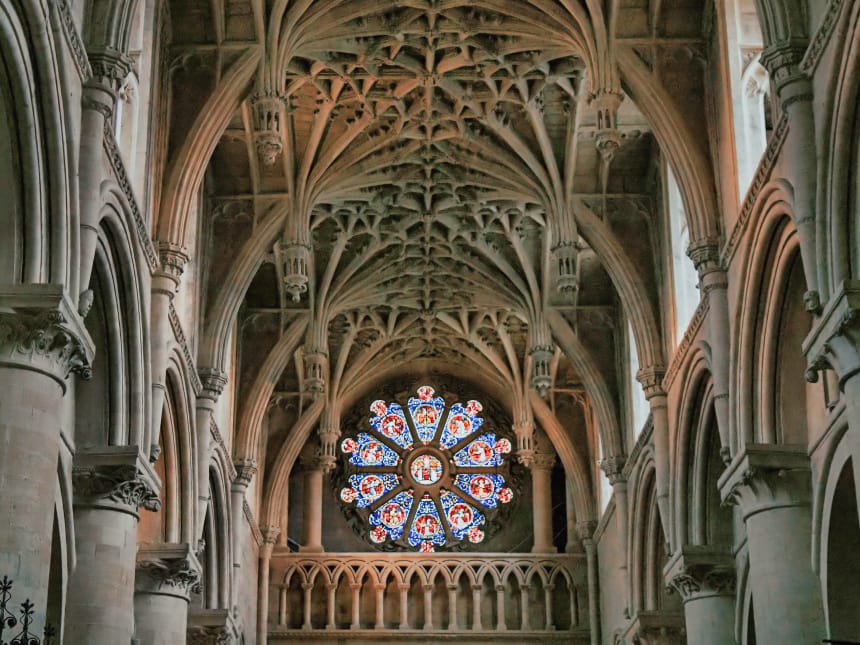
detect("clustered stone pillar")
(577, 521), (600, 645)
(531, 451), (558, 553)
(719, 445), (825, 644)
(600, 456), (629, 611)
(300, 450), (325, 552)
(0, 287), (93, 629)
(65, 448), (160, 644)
(666, 548), (735, 645)
(197, 368), (228, 532)
(133, 543), (202, 645)
(257, 525), (280, 645)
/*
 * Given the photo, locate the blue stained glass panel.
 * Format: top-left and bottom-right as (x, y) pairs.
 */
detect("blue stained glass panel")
(369, 490), (414, 541)
(408, 390), (446, 443)
(439, 490), (485, 540)
(349, 433), (401, 467)
(348, 473), (400, 508)
(439, 403), (483, 449)
(453, 473), (507, 508)
(408, 494), (447, 546)
(369, 403), (413, 449)
(453, 433), (503, 467)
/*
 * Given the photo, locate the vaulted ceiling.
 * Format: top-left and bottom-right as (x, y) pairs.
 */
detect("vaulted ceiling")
(160, 0), (713, 476)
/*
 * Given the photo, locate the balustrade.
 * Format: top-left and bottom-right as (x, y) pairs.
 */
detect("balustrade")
(267, 551), (589, 642)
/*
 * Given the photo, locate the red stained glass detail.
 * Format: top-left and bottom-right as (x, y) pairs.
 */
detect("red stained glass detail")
(379, 414), (406, 439)
(469, 475), (495, 500)
(370, 526), (387, 543)
(370, 400), (388, 416)
(467, 440), (493, 465)
(416, 385), (435, 401)
(414, 513), (441, 538)
(447, 503), (474, 531)
(379, 502), (407, 528)
(497, 487), (513, 504)
(447, 414), (472, 438)
(494, 438), (512, 454)
(341, 438), (358, 454)
(340, 487), (358, 503)
(359, 475), (386, 500)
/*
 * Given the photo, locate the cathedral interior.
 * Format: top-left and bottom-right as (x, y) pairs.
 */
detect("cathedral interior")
(1, 0), (860, 643)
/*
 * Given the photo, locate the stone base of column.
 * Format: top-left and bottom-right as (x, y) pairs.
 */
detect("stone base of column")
(134, 543), (202, 645)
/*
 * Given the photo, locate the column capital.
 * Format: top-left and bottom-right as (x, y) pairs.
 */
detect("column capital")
(0, 284), (94, 390)
(759, 41), (813, 107)
(664, 547), (736, 602)
(261, 524), (281, 545)
(576, 520), (597, 542)
(718, 444), (810, 518)
(232, 458), (258, 491)
(72, 446), (160, 515)
(187, 608), (240, 645)
(198, 367), (228, 401)
(136, 543), (202, 602)
(803, 280), (860, 387)
(599, 454), (627, 485)
(636, 366), (667, 400)
(686, 237), (723, 277)
(531, 451), (557, 471)
(623, 610), (686, 645)
(154, 241), (189, 292)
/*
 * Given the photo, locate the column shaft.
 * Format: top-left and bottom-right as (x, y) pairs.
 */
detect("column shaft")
(683, 595), (735, 645)
(300, 466), (324, 552)
(531, 454), (557, 553)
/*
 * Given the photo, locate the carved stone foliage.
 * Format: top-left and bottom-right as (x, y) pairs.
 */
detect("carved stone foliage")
(187, 626), (233, 645)
(668, 566), (736, 600)
(136, 545), (203, 600)
(73, 463), (161, 512)
(0, 309), (92, 383)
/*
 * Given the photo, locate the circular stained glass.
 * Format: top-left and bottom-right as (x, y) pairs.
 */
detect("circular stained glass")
(409, 452), (443, 485)
(338, 385), (515, 552)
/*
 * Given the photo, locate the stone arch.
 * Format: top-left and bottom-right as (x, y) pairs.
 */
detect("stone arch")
(672, 355), (733, 549)
(0, 0), (73, 285)
(199, 462), (233, 610)
(733, 181), (808, 449)
(818, 0), (860, 295)
(817, 427), (860, 640)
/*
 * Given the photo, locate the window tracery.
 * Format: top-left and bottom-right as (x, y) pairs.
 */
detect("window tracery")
(338, 386), (514, 553)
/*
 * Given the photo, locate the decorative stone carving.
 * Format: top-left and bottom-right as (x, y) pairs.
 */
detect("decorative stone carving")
(532, 451), (557, 471)
(232, 458), (258, 491)
(280, 243), (311, 302)
(187, 626), (232, 645)
(136, 544), (203, 600)
(529, 344), (554, 399)
(718, 444), (810, 518)
(665, 548), (736, 601)
(803, 280), (860, 387)
(303, 346), (327, 398)
(73, 447), (161, 514)
(0, 286), (94, 387)
(552, 241), (580, 293)
(635, 366), (666, 400)
(155, 241), (189, 289)
(199, 368), (228, 401)
(251, 93), (287, 165)
(599, 455), (627, 485)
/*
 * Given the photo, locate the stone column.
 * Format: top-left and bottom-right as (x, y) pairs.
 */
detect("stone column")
(187, 608), (240, 644)
(0, 286), (93, 628)
(719, 444), (825, 644)
(230, 458), (257, 608)
(134, 543), (202, 645)
(65, 447), (160, 644)
(600, 455), (629, 607)
(299, 451), (325, 552)
(688, 240), (732, 459)
(257, 525), (280, 645)
(577, 521), (600, 645)
(637, 367), (671, 545)
(665, 548), (735, 645)
(531, 451), (558, 553)
(149, 244), (187, 455)
(196, 368), (228, 535)
(565, 479), (579, 553)
(77, 51), (133, 298)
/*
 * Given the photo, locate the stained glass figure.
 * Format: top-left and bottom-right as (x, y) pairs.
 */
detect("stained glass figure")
(408, 386), (446, 443)
(439, 402), (484, 449)
(339, 386), (514, 551)
(343, 433), (400, 467)
(408, 494), (446, 547)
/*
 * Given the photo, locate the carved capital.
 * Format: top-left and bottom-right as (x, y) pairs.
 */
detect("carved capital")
(686, 237), (722, 277)
(87, 48), (134, 88)
(155, 242), (189, 289)
(72, 447), (160, 514)
(759, 41), (812, 105)
(576, 520), (597, 541)
(636, 366), (666, 400)
(718, 444), (810, 518)
(198, 367), (228, 401)
(531, 451), (557, 471)
(802, 280), (860, 387)
(0, 285), (94, 389)
(623, 610), (686, 645)
(600, 455), (627, 485)
(665, 547), (735, 601)
(136, 543), (202, 601)
(187, 626), (233, 645)
(232, 458), (258, 490)
(261, 524), (281, 545)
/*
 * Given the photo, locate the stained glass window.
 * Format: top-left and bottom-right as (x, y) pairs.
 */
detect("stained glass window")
(339, 385), (514, 552)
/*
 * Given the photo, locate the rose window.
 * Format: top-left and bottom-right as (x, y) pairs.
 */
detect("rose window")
(339, 386), (514, 552)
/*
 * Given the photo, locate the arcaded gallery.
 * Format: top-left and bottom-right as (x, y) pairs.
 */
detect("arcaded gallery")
(1, 0), (859, 643)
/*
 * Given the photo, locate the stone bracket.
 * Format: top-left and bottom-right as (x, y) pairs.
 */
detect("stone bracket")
(72, 445), (161, 515)
(187, 608), (241, 644)
(664, 546), (735, 601)
(136, 543), (203, 601)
